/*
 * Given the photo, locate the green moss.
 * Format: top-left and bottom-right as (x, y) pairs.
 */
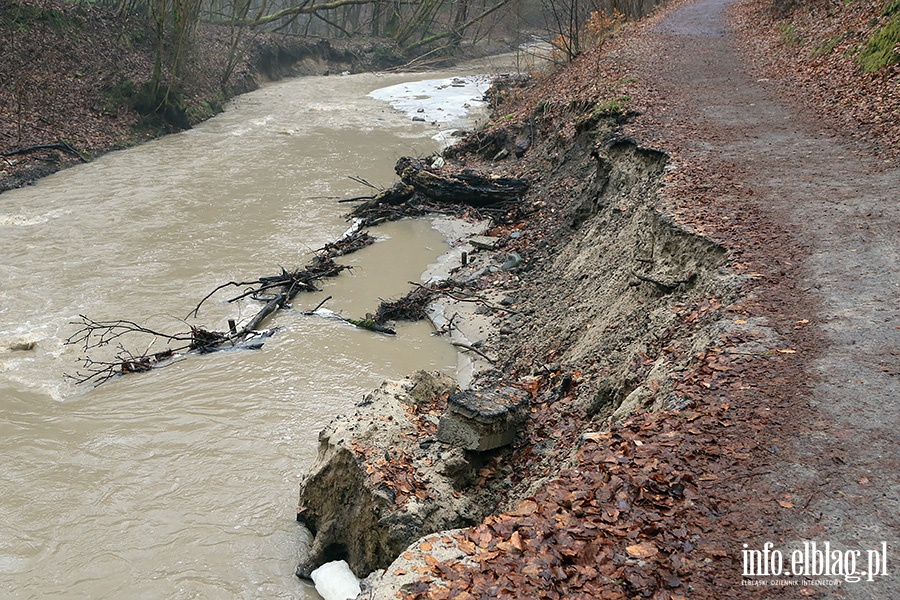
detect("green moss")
(103, 80), (136, 113)
(776, 22), (805, 47)
(592, 95), (631, 116)
(811, 34), (846, 57)
(857, 12), (900, 71)
(185, 98), (223, 124)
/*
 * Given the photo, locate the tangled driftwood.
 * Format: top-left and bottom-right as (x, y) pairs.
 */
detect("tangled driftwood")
(65, 229), (382, 386)
(349, 156), (528, 225)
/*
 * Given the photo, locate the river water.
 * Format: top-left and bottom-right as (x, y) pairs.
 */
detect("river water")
(0, 57), (518, 599)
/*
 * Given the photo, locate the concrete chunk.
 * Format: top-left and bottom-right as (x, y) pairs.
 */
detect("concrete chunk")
(437, 388), (529, 451)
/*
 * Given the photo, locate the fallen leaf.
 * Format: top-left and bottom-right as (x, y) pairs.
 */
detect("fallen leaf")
(626, 542), (659, 558)
(458, 539), (476, 555)
(778, 500), (795, 508)
(510, 530), (524, 551)
(509, 498), (538, 516)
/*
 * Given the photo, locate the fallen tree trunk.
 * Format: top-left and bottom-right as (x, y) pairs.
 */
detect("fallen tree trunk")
(65, 227), (370, 386)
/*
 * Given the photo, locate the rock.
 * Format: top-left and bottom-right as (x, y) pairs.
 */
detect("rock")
(295, 371), (497, 579)
(437, 388), (530, 451)
(514, 137), (531, 157)
(501, 252), (522, 270)
(358, 529), (476, 600)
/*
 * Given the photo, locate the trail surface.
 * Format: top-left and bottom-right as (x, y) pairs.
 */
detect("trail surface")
(624, 0), (899, 595)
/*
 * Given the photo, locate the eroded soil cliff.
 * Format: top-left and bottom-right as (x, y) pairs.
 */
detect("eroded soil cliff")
(295, 0), (898, 598)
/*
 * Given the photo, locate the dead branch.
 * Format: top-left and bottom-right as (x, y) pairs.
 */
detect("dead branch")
(630, 270), (696, 293)
(67, 316), (193, 351)
(407, 281), (519, 315)
(67, 228), (364, 385)
(349, 157), (528, 226)
(450, 340), (495, 363)
(395, 157), (528, 206)
(3, 140), (88, 162)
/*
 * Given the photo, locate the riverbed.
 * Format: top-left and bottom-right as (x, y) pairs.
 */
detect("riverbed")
(0, 57), (518, 599)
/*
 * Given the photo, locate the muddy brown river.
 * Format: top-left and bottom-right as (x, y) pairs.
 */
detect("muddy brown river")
(0, 57), (524, 598)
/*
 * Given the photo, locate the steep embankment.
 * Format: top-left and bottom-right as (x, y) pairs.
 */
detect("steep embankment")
(295, 0), (898, 598)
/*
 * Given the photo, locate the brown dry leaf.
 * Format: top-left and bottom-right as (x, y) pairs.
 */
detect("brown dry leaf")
(509, 530), (524, 551)
(625, 542), (659, 558)
(420, 541), (433, 552)
(424, 554), (439, 566)
(509, 498), (538, 516)
(778, 500), (795, 508)
(458, 539), (477, 555)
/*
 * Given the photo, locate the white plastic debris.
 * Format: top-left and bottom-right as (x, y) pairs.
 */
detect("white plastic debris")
(310, 560), (361, 600)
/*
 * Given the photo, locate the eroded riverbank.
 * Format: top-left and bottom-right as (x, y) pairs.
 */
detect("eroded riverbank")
(0, 60), (518, 598)
(290, 0), (899, 598)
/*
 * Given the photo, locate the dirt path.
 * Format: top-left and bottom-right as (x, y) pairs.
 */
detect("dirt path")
(624, 0), (899, 595)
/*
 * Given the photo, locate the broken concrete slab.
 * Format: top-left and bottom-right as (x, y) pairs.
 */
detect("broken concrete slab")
(437, 388), (530, 451)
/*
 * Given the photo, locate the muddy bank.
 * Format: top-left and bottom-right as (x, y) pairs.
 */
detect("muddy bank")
(294, 114), (749, 595)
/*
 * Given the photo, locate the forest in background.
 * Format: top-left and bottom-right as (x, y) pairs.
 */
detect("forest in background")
(0, 0), (662, 190)
(2, 0), (895, 191)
